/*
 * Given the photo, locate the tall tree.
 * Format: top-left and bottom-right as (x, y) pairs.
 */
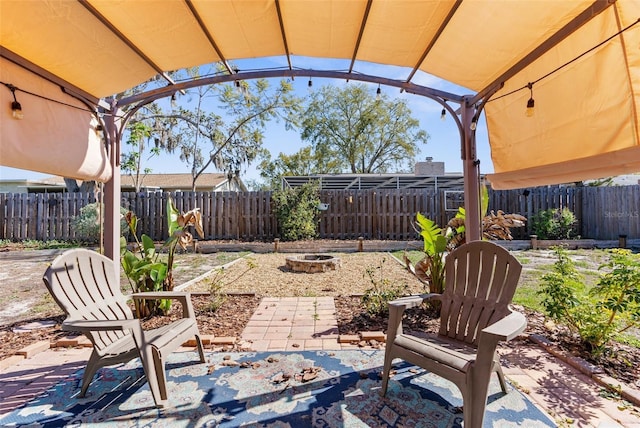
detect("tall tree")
(121, 120), (162, 192)
(121, 66), (301, 191)
(301, 83), (429, 174)
(257, 147), (332, 189)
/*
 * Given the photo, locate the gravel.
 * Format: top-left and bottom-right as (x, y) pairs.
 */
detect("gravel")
(185, 252), (426, 297)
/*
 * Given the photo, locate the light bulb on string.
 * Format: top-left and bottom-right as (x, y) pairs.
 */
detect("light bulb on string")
(470, 116), (477, 131)
(526, 82), (535, 117)
(376, 84), (381, 100)
(7, 84), (23, 120)
(440, 108), (446, 121)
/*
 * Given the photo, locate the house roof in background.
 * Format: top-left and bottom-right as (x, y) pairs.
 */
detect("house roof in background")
(120, 173), (229, 190)
(1, 173), (239, 191)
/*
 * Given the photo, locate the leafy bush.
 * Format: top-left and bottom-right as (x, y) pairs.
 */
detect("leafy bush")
(406, 189), (526, 297)
(538, 247), (640, 356)
(72, 203), (128, 243)
(531, 208), (578, 239)
(362, 258), (408, 315)
(413, 212), (449, 294)
(120, 197), (204, 316)
(272, 181), (321, 241)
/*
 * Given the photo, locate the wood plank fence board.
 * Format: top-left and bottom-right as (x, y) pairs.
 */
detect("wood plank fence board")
(1, 186), (638, 242)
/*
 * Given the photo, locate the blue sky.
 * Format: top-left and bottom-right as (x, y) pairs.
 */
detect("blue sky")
(0, 58), (492, 183)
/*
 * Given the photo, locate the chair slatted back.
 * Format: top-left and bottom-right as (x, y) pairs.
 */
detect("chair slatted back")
(439, 241), (522, 346)
(43, 249), (134, 352)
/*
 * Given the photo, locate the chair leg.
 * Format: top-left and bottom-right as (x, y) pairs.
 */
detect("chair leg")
(381, 347), (394, 397)
(381, 304), (403, 397)
(195, 334), (206, 362)
(494, 363), (509, 394)
(466, 396), (487, 428)
(152, 347), (168, 401)
(79, 350), (102, 397)
(139, 347), (166, 408)
(465, 369), (493, 428)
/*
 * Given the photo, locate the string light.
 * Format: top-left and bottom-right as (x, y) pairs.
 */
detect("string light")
(376, 84), (381, 100)
(1, 81), (97, 115)
(487, 18), (640, 109)
(308, 78), (312, 88)
(526, 82), (535, 117)
(6, 84), (23, 120)
(440, 108), (446, 121)
(470, 115), (477, 131)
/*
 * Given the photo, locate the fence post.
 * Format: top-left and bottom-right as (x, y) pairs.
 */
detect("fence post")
(619, 235), (627, 249)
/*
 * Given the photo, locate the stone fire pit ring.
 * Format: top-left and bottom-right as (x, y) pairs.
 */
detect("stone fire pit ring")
(285, 254), (341, 273)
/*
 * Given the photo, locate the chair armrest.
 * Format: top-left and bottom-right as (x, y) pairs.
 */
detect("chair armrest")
(62, 319), (139, 333)
(386, 294), (442, 344)
(481, 311), (527, 343)
(131, 291), (190, 301)
(389, 293), (441, 310)
(130, 291), (196, 319)
(473, 311), (527, 378)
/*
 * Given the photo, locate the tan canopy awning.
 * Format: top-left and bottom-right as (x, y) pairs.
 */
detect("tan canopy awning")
(1, 0), (639, 187)
(0, 57), (111, 182)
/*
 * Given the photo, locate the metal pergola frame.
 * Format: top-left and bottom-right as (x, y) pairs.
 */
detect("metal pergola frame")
(95, 69), (482, 260)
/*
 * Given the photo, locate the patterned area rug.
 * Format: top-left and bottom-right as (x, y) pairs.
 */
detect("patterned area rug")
(0, 350), (555, 427)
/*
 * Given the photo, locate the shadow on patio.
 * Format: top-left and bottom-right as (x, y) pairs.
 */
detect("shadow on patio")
(0, 349), (554, 427)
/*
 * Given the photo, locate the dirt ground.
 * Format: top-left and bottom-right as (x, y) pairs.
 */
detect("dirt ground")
(0, 247), (244, 327)
(0, 248), (67, 326)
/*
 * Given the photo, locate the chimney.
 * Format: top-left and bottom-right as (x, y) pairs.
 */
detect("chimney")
(415, 158), (445, 175)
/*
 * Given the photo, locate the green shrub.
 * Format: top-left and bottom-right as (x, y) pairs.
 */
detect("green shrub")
(531, 208), (578, 239)
(120, 197), (204, 316)
(72, 203), (128, 243)
(362, 258), (408, 315)
(538, 247), (640, 356)
(272, 181), (321, 241)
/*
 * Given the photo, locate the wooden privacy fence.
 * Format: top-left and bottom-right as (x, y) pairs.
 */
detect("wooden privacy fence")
(315, 189), (439, 240)
(119, 191), (278, 242)
(119, 189), (440, 241)
(0, 192), (96, 241)
(1, 186), (638, 241)
(488, 186), (582, 239)
(580, 186), (640, 240)
(487, 186), (640, 239)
